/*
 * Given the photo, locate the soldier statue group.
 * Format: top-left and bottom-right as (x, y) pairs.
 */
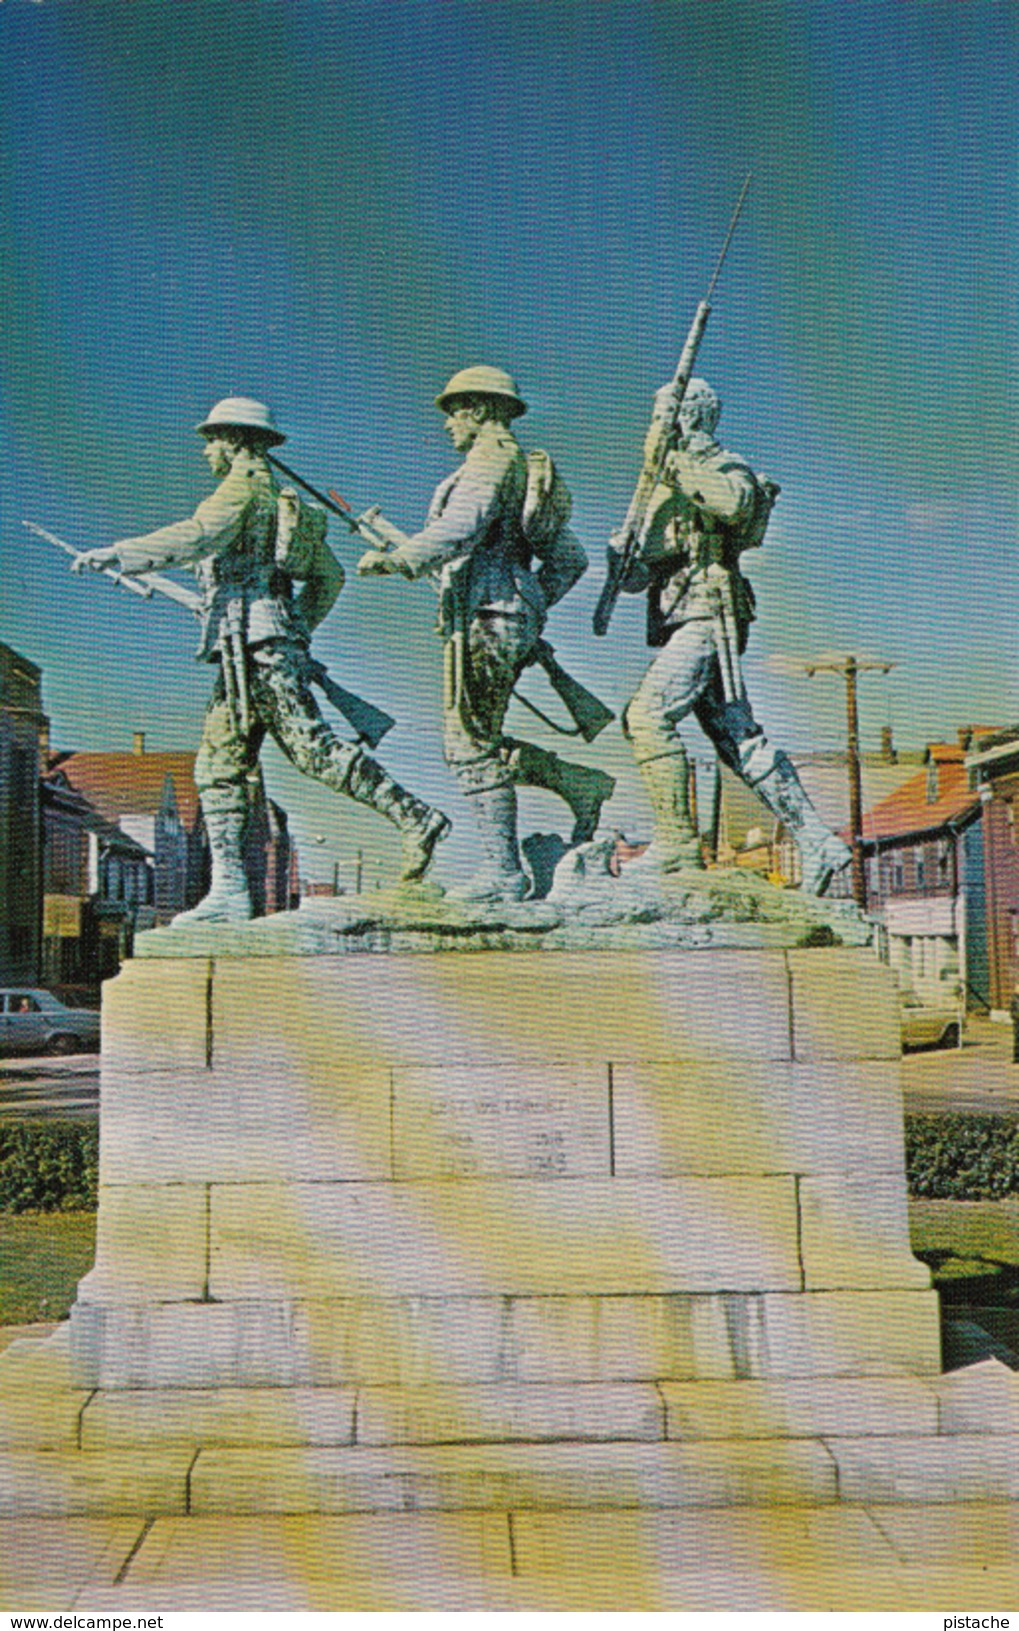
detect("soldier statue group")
(70, 362), (851, 923)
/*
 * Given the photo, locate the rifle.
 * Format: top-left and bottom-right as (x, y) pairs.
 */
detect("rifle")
(26, 520), (396, 750)
(592, 173), (751, 637)
(25, 520), (203, 612)
(521, 640), (615, 742)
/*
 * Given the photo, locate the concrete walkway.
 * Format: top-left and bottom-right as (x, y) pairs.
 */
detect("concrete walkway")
(2, 1504), (1017, 1610)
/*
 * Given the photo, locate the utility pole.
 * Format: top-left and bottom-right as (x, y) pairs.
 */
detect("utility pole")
(803, 654), (895, 911)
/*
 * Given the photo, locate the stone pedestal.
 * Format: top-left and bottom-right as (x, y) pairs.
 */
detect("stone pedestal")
(71, 947), (938, 1395)
(4, 941), (1018, 1518)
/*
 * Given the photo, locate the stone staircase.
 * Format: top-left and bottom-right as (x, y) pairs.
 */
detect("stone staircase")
(3, 1324), (1017, 1516)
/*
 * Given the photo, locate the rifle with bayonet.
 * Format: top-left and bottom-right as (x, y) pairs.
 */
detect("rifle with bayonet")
(592, 173), (751, 637)
(26, 519), (396, 751)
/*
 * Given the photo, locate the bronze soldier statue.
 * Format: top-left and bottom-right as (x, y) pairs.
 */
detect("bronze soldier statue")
(75, 396), (449, 922)
(358, 366), (614, 902)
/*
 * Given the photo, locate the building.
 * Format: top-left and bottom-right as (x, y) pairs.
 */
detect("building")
(41, 770), (155, 995)
(0, 644), (47, 985)
(855, 738), (985, 1008)
(55, 734), (299, 924)
(714, 741), (923, 889)
(964, 724), (1019, 1013)
(53, 736), (204, 925)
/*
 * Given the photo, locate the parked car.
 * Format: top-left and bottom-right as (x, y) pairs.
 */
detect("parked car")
(899, 991), (964, 1052)
(0, 989), (100, 1056)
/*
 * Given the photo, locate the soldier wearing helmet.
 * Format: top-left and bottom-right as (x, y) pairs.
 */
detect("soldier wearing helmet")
(75, 396), (449, 922)
(357, 366), (614, 903)
(616, 376), (850, 894)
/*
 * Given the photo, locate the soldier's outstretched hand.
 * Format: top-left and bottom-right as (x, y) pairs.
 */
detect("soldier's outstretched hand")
(72, 546), (120, 574)
(357, 547), (410, 578)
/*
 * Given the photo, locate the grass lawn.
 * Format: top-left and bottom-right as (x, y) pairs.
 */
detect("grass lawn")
(0, 1200), (1014, 1331)
(0, 1211), (96, 1325)
(908, 1196), (1019, 1299)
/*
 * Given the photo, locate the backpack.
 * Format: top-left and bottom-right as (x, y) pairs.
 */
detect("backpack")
(521, 449), (587, 608)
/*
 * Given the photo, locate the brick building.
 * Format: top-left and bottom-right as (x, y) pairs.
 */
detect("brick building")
(964, 725), (1019, 1013)
(0, 644), (47, 985)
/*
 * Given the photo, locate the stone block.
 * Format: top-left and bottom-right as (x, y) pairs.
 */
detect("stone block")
(0, 1450), (191, 1516)
(392, 1062), (610, 1179)
(208, 951), (791, 1070)
(932, 1359), (1019, 1435)
(120, 1511), (513, 1586)
(829, 1434), (1019, 1502)
(612, 1060), (906, 1177)
(510, 1504), (901, 1578)
(0, 1518), (148, 1611)
(760, 1290), (942, 1378)
(787, 949), (899, 1060)
(209, 1176), (802, 1299)
(0, 1327), (72, 1392)
(81, 1387), (357, 1449)
(864, 1500), (1019, 1563)
(661, 1376), (937, 1439)
(99, 1063), (391, 1185)
(70, 1300), (305, 1390)
(0, 1387), (88, 1450)
(190, 1439), (836, 1514)
(102, 958), (210, 1072)
(76, 1183), (208, 1304)
(355, 1382), (664, 1445)
(798, 1176), (931, 1291)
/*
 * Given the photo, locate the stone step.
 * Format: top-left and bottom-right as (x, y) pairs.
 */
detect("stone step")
(0, 1449), (192, 1517)
(69, 1287), (943, 1389)
(78, 1376), (947, 1453)
(13, 1368), (1018, 1455)
(5, 1431), (1019, 1516)
(188, 1439), (838, 1514)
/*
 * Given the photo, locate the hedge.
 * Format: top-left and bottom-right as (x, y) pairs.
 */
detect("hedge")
(0, 1113), (1016, 1212)
(905, 1114), (1019, 1201)
(0, 1121), (98, 1213)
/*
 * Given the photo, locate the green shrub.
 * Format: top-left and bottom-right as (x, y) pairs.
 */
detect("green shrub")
(906, 1114), (1019, 1200)
(0, 1122), (98, 1213)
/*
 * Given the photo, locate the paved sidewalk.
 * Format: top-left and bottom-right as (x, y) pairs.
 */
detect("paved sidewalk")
(1, 1505), (1017, 1610)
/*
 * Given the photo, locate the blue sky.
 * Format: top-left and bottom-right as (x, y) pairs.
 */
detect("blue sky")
(1, 0), (1015, 879)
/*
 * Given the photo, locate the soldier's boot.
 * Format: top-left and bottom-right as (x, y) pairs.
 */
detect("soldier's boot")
(507, 740), (616, 844)
(750, 749), (851, 897)
(627, 748), (704, 874)
(345, 751), (451, 881)
(173, 808), (253, 925)
(448, 786), (530, 903)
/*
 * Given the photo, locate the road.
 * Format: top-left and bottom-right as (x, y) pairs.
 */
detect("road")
(0, 1055), (99, 1119)
(0, 1017), (1015, 1121)
(901, 1014), (1019, 1116)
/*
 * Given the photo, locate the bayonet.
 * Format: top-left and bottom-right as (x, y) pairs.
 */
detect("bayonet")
(592, 174), (751, 636)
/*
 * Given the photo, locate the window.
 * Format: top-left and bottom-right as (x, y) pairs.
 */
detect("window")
(8, 745), (34, 805)
(6, 994), (39, 1013)
(915, 846), (926, 890)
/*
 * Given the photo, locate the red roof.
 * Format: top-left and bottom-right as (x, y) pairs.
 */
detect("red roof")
(56, 751), (201, 829)
(858, 749), (978, 844)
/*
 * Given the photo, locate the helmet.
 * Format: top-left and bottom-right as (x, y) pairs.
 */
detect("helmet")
(435, 366), (527, 418)
(195, 396), (286, 446)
